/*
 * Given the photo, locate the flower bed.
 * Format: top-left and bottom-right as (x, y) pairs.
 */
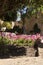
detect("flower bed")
(0, 32), (41, 46)
(0, 34), (35, 47)
(0, 32), (43, 58)
(0, 32), (41, 39)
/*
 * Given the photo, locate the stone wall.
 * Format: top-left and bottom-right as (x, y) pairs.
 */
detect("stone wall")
(24, 12), (43, 34)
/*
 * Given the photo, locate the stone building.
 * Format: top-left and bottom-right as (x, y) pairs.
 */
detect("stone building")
(23, 12), (43, 34)
(11, 12), (43, 35)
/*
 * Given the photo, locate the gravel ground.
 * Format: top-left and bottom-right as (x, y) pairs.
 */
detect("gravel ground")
(0, 48), (43, 65)
(0, 56), (43, 65)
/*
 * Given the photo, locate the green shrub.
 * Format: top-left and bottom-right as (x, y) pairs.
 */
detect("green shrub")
(17, 39), (24, 43)
(2, 37), (10, 45)
(0, 36), (10, 55)
(13, 39), (24, 46)
(0, 36), (3, 44)
(0, 36), (10, 45)
(0, 36), (35, 46)
(2, 22), (12, 29)
(13, 39), (35, 46)
(28, 39), (35, 47)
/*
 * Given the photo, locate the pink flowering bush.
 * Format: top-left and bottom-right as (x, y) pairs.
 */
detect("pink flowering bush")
(0, 32), (42, 46)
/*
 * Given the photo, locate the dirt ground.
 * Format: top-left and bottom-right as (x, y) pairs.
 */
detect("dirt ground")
(0, 56), (43, 65)
(0, 48), (43, 65)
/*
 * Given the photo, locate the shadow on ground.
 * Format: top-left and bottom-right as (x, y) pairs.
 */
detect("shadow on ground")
(0, 45), (26, 59)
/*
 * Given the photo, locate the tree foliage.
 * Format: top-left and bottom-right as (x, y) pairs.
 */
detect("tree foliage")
(2, 0), (43, 11)
(0, 0), (43, 20)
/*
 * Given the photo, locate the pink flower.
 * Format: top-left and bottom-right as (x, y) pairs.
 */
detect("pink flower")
(31, 35), (36, 40)
(36, 34), (41, 39)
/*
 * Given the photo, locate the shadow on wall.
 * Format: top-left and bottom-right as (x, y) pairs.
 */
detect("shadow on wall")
(33, 23), (41, 34)
(30, 23), (41, 34)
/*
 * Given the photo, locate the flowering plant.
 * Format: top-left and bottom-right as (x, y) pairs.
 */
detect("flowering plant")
(0, 32), (43, 46)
